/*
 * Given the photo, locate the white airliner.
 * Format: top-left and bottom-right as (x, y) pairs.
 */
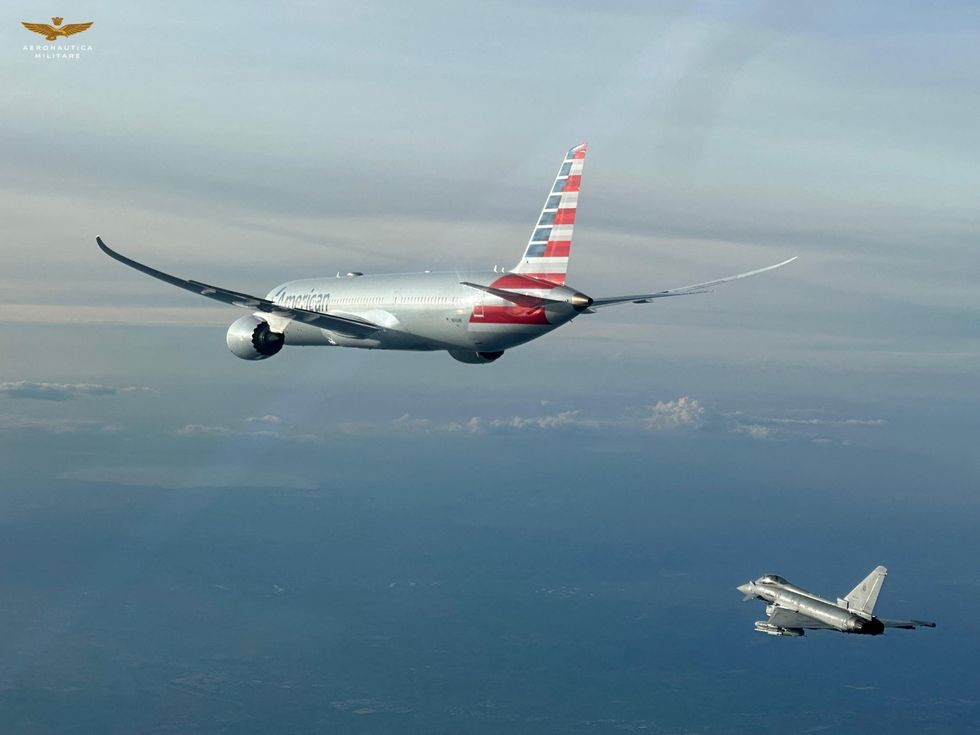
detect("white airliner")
(98, 143), (795, 364)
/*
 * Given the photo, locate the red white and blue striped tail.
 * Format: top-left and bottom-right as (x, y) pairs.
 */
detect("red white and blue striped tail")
(512, 143), (587, 286)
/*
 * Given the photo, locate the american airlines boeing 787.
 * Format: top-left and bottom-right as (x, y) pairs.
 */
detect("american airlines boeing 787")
(98, 144), (795, 364)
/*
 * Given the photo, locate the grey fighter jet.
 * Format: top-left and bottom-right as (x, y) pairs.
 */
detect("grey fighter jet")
(737, 566), (935, 637)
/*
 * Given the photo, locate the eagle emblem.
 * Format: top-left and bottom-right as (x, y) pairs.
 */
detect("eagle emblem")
(22, 17), (93, 42)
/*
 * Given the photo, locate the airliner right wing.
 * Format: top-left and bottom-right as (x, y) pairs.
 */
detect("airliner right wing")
(96, 237), (380, 338)
(590, 257), (797, 308)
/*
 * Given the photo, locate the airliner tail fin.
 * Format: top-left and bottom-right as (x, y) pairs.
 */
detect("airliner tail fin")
(512, 143), (587, 285)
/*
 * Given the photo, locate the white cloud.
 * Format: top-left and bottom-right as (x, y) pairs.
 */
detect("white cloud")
(175, 417), (318, 442)
(387, 414), (440, 433)
(176, 424), (277, 438)
(733, 424), (774, 440)
(638, 397), (705, 431)
(345, 411), (595, 435)
(345, 402), (697, 436)
(725, 410), (885, 442)
(465, 410), (599, 434)
(742, 415), (885, 428)
(244, 415), (284, 425)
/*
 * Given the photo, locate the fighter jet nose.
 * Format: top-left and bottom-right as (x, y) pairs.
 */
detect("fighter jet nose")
(737, 583), (755, 599)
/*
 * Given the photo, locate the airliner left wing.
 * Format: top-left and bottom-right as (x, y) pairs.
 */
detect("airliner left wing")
(591, 257), (797, 308)
(96, 237), (380, 338)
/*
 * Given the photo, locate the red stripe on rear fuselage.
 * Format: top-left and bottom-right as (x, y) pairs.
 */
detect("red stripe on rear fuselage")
(490, 273), (562, 290)
(470, 306), (550, 324)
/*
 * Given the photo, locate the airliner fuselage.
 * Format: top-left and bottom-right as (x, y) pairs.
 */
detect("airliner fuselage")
(263, 270), (588, 355)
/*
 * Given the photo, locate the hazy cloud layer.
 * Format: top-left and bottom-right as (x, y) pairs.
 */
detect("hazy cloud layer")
(737, 415), (886, 428)
(1, 304), (232, 327)
(724, 411), (886, 443)
(0, 414), (121, 434)
(58, 466), (316, 490)
(0, 381), (154, 401)
(336, 397), (883, 444)
(175, 415), (318, 442)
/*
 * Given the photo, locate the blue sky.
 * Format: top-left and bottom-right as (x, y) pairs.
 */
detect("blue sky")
(1, 1), (979, 731)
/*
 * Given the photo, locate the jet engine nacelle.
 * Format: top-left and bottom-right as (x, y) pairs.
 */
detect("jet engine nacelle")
(449, 350), (505, 364)
(226, 315), (284, 360)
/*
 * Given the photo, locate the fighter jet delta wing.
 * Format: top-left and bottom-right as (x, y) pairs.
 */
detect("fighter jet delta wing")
(97, 237), (381, 338)
(764, 607), (836, 632)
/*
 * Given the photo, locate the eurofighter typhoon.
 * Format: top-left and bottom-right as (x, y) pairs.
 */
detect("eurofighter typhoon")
(737, 566), (936, 637)
(98, 144), (796, 365)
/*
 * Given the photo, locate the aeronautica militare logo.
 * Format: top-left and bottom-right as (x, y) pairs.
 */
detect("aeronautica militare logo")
(21, 17), (94, 59)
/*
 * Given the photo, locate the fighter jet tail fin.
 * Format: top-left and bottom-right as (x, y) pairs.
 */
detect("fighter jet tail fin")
(840, 565), (887, 616)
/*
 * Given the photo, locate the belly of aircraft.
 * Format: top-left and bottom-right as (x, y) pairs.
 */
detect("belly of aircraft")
(282, 309), (559, 352)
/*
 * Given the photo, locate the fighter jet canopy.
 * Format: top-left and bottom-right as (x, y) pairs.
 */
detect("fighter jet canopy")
(759, 575), (789, 585)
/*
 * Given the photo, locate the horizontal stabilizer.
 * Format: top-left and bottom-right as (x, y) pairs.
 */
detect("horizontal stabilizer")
(460, 282), (563, 308)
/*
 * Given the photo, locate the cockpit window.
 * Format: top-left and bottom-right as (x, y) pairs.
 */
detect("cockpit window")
(759, 575), (788, 585)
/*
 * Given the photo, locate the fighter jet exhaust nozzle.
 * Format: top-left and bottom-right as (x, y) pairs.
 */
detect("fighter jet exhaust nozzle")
(226, 315), (284, 360)
(845, 616), (885, 636)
